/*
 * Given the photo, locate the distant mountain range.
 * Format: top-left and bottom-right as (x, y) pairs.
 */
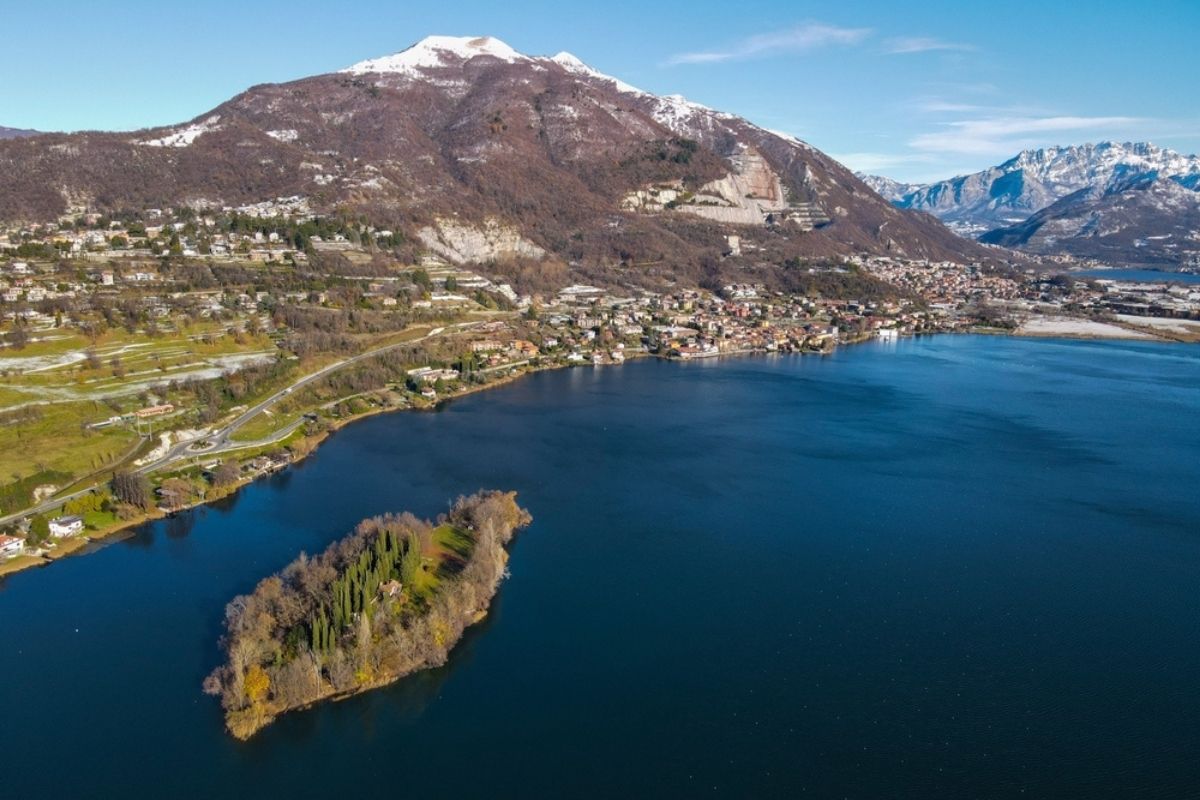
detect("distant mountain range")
(978, 170), (1200, 266)
(860, 142), (1200, 267)
(0, 35), (992, 286)
(0, 125), (39, 140)
(857, 174), (924, 205)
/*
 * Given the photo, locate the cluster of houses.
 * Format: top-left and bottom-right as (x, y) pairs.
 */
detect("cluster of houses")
(517, 280), (945, 362)
(0, 514), (84, 561)
(0, 199), (319, 262)
(858, 255), (1200, 325)
(859, 257), (1022, 306)
(0, 195), (426, 273)
(1085, 278), (1200, 319)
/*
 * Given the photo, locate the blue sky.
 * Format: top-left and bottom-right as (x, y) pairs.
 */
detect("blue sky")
(2, 0), (1196, 182)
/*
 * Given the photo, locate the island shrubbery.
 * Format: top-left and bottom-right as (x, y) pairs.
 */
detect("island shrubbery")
(203, 490), (531, 739)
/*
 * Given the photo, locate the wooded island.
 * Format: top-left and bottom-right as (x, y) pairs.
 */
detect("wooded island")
(204, 490), (531, 739)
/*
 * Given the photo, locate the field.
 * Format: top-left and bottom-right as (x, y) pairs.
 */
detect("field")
(0, 320), (275, 408)
(0, 315), (275, 507)
(406, 523), (476, 600)
(0, 401), (141, 499)
(228, 408), (303, 442)
(0, 306), (475, 520)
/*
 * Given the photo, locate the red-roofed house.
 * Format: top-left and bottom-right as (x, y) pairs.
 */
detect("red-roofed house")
(0, 534), (25, 559)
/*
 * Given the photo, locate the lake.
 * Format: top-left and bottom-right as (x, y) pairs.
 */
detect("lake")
(2, 335), (1198, 797)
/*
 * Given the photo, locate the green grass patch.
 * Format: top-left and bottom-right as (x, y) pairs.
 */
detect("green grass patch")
(0, 402), (138, 500)
(402, 524), (473, 601)
(0, 469), (73, 515)
(83, 510), (119, 530)
(229, 410), (301, 442)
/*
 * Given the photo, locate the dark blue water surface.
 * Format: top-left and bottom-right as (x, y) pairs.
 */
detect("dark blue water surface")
(2, 336), (1199, 798)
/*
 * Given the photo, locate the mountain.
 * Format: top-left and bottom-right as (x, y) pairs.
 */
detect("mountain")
(0, 125), (38, 140)
(0, 35), (994, 284)
(874, 142), (1200, 236)
(979, 171), (1200, 266)
(856, 174), (922, 203)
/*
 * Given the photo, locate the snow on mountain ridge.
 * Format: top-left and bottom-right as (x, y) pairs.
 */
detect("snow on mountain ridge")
(138, 115), (222, 148)
(340, 37), (758, 143)
(341, 35), (528, 76)
(879, 141), (1200, 235)
(549, 51), (644, 95)
(857, 173), (923, 202)
(1003, 142), (1200, 192)
(980, 164), (1200, 266)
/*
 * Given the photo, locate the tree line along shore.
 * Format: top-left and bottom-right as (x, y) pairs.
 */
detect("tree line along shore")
(203, 490), (531, 739)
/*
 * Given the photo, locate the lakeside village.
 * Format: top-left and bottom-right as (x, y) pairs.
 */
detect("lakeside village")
(2, 204), (1199, 568)
(3, 200), (1197, 336)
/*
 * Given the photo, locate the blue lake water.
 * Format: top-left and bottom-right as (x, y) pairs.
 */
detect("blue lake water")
(1, 335), (1198, 797)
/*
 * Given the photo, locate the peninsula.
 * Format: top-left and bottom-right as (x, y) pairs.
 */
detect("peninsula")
(203, 490), (531, 739)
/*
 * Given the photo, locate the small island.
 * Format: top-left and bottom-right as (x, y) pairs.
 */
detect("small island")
(203, 490), (531, 739)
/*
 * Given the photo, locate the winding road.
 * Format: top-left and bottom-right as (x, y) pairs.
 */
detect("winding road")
(0, 322), (478, 525)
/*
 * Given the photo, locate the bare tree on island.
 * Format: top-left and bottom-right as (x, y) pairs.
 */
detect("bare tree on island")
(204, 490), (531, 739)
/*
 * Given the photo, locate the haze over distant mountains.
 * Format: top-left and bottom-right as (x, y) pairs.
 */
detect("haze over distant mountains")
(0, 35), (993, 286)
(0, 125), (38, 140)
(860, 142), (1200, 267)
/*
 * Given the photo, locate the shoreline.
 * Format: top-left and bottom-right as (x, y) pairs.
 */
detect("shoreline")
(0, 358), (574, 580)
(227, 547), (507, 740)
(1, 326), (1190, 580)
(212, 492), (531, 739)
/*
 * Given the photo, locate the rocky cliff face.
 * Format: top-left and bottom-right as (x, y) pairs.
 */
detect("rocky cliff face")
(418, 218), (546, 264)
(0, 35), (996, 281)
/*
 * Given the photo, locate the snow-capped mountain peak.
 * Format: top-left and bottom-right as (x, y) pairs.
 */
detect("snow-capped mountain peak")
(341, 35), (529, 76)
(344, 38), (653, 97)
(856, 173), (923, 202)
(0, 32), (994, 267)
(871, 141), (1200, 236)
(1002, 141), (1200, 192)
(342, 37), (735, 141)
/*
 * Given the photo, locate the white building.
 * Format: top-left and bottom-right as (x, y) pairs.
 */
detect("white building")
(0, 533), (25, 558)
(49, 515), (84, 538)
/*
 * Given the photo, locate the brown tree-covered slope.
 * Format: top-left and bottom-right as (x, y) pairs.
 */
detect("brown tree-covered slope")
(0, 36), (999, 277)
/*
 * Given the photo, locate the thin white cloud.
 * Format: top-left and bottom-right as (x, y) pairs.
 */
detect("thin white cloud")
(885, 36), (975, 55)
(916, 100), (984, 113)
(913, 98), (1052, 115)
(667, 23), (871, 65)
(832, 152), (939, 173)
(910, 115), (1146, 155)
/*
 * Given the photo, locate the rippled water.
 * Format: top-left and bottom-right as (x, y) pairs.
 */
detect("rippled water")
(1, 335), (1198, 797)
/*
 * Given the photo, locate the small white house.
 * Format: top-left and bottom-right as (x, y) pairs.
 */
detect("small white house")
(49, 515), (84, 538)
(0, 533), (25, 558)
